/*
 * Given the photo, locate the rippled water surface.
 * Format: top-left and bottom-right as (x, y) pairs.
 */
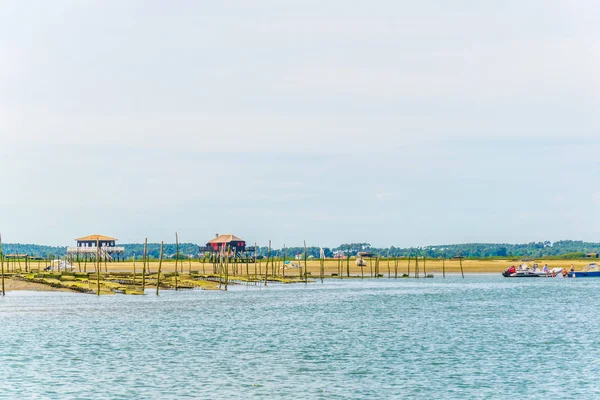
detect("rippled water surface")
(2, 275), (600, 399)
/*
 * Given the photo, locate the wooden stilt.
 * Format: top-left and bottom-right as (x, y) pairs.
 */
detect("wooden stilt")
(142, 238), (147, 292)
(96, 239), (100, 296)
(175, 232), (179, 291)
(156, 242), (164, 295)
(346, 245), (350, 277)
(1, 233), (5, 296)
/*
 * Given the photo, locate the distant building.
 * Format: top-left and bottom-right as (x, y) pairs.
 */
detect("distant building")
(206, 234), (246, 252)
(67, 234), (125, 262)
(199, 233), (255, 263)
(75, 234), (117, 248)
(5, 253), (29, 259)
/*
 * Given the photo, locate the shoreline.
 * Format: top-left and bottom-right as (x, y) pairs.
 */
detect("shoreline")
(0, 258), (591, 293)
(2, 278), (75, 292)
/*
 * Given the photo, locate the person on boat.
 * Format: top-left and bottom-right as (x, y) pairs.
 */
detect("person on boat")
(552, 269), (556, 277)
(542, 264), (549, 276)
(562, 268), (568, 277)
(570, 265), (575, 277)
(507, 265), (516, 275)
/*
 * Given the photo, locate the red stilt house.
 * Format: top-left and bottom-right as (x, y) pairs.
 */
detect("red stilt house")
(207, 234), (246, 252)
(200, 233), (256, 263)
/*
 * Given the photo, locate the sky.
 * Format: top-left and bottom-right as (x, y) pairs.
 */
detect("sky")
(0, 0), (599, 247)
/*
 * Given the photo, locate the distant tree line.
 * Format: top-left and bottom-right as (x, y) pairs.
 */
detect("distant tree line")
(1, 243), (200, 260)
(2, 240), (599, 260)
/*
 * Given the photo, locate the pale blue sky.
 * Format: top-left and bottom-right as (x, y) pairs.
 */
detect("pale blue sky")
(0, 1), (598, 247)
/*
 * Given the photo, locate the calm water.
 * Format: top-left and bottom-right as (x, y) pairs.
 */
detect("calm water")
(1, 275), (599, 399)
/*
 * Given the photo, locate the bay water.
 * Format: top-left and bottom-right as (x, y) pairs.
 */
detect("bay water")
(1, 275), (599, 399)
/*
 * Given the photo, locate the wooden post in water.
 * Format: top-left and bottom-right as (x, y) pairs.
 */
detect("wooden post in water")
(156, 241), (164, 295)
(303, 240), (308, 283)
(1, 233), (5, 296)
(225, 245), (231, 291)
(142, 238), (147, 292)
(361, 258), (364, 279)
(282, 245), (286, 278)
(414, 249), (419, 278)
(346, 245), (350, 278)
(387, 251), (390, 278)
(254, 242), (257, 279)
(423, 252), (427, 277)
(174, 232), (179, 291)
(459, 255), (464, 279)
(442, 253), (446, 278)
(258, 254), (262, 279)
(132, 252), (136, 285)
(264, 241), (270, 286)
(271, 245), (275, 279)
(407, 250), (411, 277)
(319, 248), (324, 283)
(217, 251), (222, 289)
(374, 256), (378, 278)
(96, 239), (101, 296)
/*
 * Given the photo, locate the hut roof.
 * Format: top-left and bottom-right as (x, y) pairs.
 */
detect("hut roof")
(208, 234), (244, 244)
(75, 234), (117, 241)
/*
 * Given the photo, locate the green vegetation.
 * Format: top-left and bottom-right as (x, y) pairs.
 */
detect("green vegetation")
(258, 241), (600, 259)
(2, 243), (200, 259)
(3, 240), (599, 260)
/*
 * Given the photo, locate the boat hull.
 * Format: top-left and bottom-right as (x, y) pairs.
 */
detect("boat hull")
(572, 271), (600, 278)
(502, 271), (549, 278)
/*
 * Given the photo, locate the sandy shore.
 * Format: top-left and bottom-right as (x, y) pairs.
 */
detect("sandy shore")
(2, 278), (74, 292)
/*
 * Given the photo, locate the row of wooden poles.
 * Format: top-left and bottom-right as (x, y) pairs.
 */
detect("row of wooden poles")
(0, 233), (465, 297)
(203, 242), (466, 290)
(0, 233), (172, 297)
